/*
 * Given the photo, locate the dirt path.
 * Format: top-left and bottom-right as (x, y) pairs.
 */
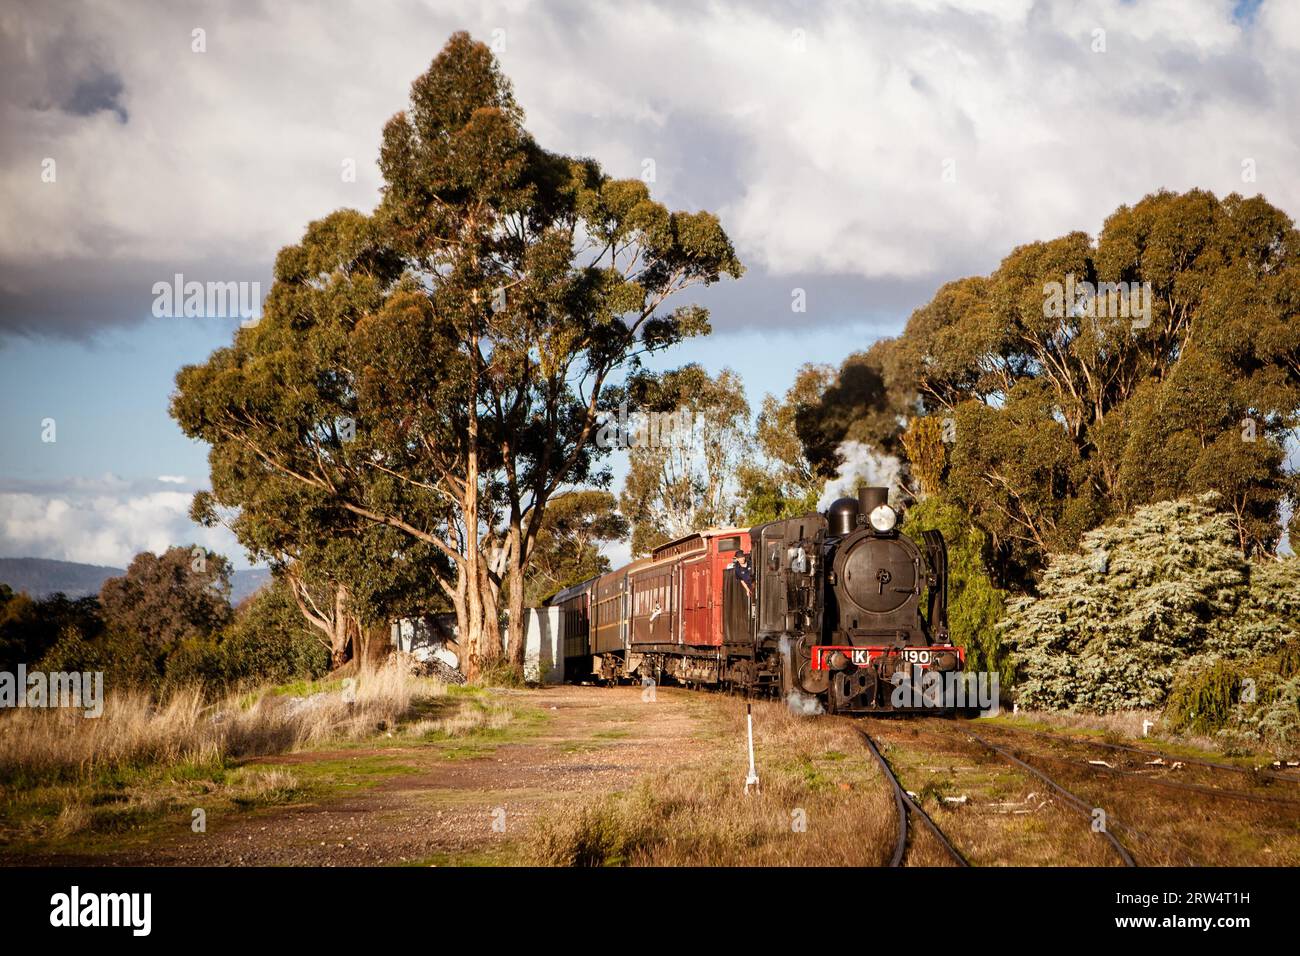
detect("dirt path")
(21, 685), (731, 867)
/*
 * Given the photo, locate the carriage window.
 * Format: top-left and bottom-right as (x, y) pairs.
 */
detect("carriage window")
(717, 536), (741, 552)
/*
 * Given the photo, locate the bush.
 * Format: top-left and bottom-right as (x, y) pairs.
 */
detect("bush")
(1, 588), (105, 673)
(1004, 496), (1255, 712)
(1004, 494), (1300, 753)
(1165, 660), (1243, 735)
(903, 496), (1009, 683)
(38, 623), (162, 690)
(163, 581), (329, 691)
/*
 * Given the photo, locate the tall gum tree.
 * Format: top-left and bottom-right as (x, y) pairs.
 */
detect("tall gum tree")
(172, 33), (741, 677)
(806, 190), (1300, 584)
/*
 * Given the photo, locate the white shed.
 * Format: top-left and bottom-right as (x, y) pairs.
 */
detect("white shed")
(390, 607), (563, 684)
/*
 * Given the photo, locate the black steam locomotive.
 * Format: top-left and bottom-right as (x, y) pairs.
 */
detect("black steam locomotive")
(738, 486), (962, 713)
(553, 486), (963, 714)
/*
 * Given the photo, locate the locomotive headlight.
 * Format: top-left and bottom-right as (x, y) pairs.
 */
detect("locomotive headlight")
(868, 504), (897, 533)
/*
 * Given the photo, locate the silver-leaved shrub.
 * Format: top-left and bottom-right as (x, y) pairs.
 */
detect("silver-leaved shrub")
(1004, 495), (1300, 737)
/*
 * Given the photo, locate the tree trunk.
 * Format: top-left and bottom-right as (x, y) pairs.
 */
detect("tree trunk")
(478, 546), (502, 672)
(354, 621), (391, 671)
(328, 584), (353, 669)
(448, 582), (468, 676)
(505, 523), (526, 670)
(286, 568), (354, 671)
(456, 554), (501, 681)
(462, 325), (488, 681)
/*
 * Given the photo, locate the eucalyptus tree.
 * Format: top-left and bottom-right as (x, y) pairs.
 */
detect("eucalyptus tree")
(619, 365), (751, 555)
(808, 190), (1300, 584)
(523, 490), (628, 606)
(738, 362), (836, 523)
(174, 33), (741, 676)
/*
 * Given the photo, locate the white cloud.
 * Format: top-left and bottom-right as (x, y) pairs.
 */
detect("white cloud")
(156, 475), (186, 484)
(2, 0), (1297, 336)
(0, 474), (246, 568)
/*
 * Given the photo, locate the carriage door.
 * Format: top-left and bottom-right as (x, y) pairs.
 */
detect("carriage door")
(681, 556), (712, 646)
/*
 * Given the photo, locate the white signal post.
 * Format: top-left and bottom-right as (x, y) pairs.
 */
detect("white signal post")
(744, 702), (760, 794)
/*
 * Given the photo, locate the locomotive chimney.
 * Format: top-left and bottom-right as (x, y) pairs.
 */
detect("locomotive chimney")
(858, 486), (888, 518)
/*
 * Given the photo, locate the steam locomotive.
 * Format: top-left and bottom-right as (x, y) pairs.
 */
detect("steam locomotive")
(549, 486), (964, 713)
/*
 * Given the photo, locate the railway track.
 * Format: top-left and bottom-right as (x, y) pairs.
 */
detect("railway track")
(986, 724), (1300, 787)
(715, 687), (1290, 864)
(965, 730), (1138, 867)
(859, 722), (1139, 867)
(976, 725), (1300, 809)
(857, 727), (969, 867)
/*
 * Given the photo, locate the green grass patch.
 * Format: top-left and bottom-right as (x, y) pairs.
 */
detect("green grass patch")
(0, 757), (318, 858)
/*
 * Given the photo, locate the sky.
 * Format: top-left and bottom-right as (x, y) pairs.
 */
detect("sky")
(1, 0), (1297, 570)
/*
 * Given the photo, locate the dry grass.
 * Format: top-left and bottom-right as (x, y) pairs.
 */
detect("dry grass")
(0, 657), (442, 790)
(1004, 707), (1233, 755)
(403, 701), (514, 739)
(0, 658), (454, 852)
(527, 699), (902, 866)
(9, 763), (312, 848)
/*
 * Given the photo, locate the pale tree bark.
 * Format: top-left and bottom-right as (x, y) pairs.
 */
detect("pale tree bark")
(286, 570), (355, 670)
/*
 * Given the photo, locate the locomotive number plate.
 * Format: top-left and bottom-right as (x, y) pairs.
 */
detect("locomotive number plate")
(901, 649), (932, 665)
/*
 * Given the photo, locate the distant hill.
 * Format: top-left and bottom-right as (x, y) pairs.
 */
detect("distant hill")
(0, 558), (122, 600)
(0, 557), (272, 605)
(230, 568), (272, 604)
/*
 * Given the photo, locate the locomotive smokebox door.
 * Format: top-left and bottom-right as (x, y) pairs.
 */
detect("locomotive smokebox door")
(841, 538), (917, 614)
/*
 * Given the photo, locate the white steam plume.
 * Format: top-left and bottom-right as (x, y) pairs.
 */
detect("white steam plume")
(816, 440), (902, 511)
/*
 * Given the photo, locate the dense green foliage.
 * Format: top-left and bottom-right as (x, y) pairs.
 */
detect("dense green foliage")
(31, 545), (235, 687)
(98, 546), (233, 658)
(3, 550), (328, 694)
(163, 580), (330, 689)
(523, 490), (628, 605)
(806, 190), (1300, 586)
(902, 497), (1009, 683)
(620, 365), (750, 554)
(0, 585), (104, 674)
(1163, 556), (1300, 752)
(739, 363), (835, 525)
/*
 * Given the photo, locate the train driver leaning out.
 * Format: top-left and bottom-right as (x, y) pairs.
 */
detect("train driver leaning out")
(729, 549), (754, 607)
